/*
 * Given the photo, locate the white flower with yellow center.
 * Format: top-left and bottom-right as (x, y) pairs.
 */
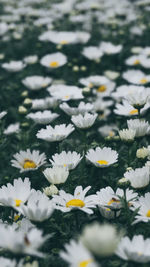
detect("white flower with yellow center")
(43, 166), (69, 184)
(47, 84), (84, 101)
(60, 101), (94, 116)
(19, 190), (54, 222)
(124, 166), (150, 189)
(52, 186), (97, 214)
(125, 55), (146, 66)
(0, 178), (32, 208)
(60, 239), (98, 267)
(98, 124), (118, 137)
(50, 151), (83, 170)
(32, 97), (58, 110)
(127, 119), (150, 137)
(86, 147), (118, 167)
(131, 193), (150, 224)
(2, 60), (26, 72)
(40, 52), (67, 69)
(123, 70), (150, 84)
(119, 129), (136, 141)
(71, 113), (97, 129)
(39, 31), (77, 44)
(99, 42), (122, 54)
(125, 91), (149, 108)
(114, 100), (148, 117)
(82, 46), (103, 61)
(112, 85), (146, 102)
(22, 76), (52, 90)
(116, 235), (150, 263)
(36, 124), (74, 142)
(11, 149), (47, 172)
(26, 110), (59, 124)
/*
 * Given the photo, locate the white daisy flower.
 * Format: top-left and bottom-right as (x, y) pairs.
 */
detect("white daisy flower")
(125, 91), (149, 108)
(2, 60), (26, 72)
(36, 124), (74, 142)
(40, 52), (67, 69)
(0, 223), (49, 257)
(0, 178), (32, 208)
(52, 186), (97, 214)
(22, 76), (52, 90)
(114, 100), (148, 117)
(47, 84), (84, 101)
(39, 31), (77, 44)
(60, 239), (98, 267)
(0, 111), (7, 120)
(19, 190), (54, 222)
(125, 55), (146, 66)
(31, 97), (58, 110)
(26, 110), (59, 124)
(82, 46), (103, 61)
(104, 70), (120, 80)
(71, 113), (97, 129)
(119, 129), (136, 141)
(112, 85), (146, 102)
(11, 149), (47, 172)
(124, 166), (150, 189)
(99, 42), (122, 54)
(23, 55), (38, 64)
(131, 193), (150, 224)
(127, 119), (150, 137)
(116, 235), (150, 263)
(98, 124), (118, 137)
(122, 70), (150, 85)
(60, 101), (94, 116)
(4, 123), (20, 135)
(81, 223), (121, 256)
(86, 147), (118, 167)
(79, 75), (109, 88)
(43, 166), (69, 184)
(50, 151), (83, 170)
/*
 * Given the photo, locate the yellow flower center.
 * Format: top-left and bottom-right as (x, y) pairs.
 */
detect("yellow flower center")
(14, 214), (20, 221)
(79, 259), (93, 267)
(97, 160), (108, 165)
(49, 61), (59, 68)
(88, 83), (93, 88)
(23, 159), (37, 169)
(129, 109), (138, 115)
(97, 85), (107, 92)
(134, 59), (140, 65)
(64, 95), (70, 99)
(107, 198), (120, 206)
(66, 199), (85, 208)
(64, 164), (67, 167)
(15, 199), (23, 207)
(60, 40), (68, 45)
(109, 131), (115, 137)
(146, 210), (150, 217)
(140, 78), (148, 84)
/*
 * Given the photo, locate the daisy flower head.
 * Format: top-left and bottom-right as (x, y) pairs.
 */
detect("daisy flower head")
(119, 129), (136, 142)
(50, 151), (82, 170)
(26, 110), (59, 124)
(71, 112), (97, 129)
(124, 166), (150, 189)
(60, 239), (98, 267)
(11, 149), (47, 172)
(125, 90), (149, 108)
(86, 147), (118, 167)
(40, 31), (78, 45)
(116, 235), (150, 263)
(122, 70), (150, 85)
(60, 101), (94, 116)
(131, 193), (150, 224)
(47, 84), (84, 101)
(1, 60), (26, 72)
(4, 123), (20, 135)
(0, 177), (32, 208)
(99, 42), (122, 54)
(82, 46), (103, 61)
(52, 185), (97, 214)
(22, 76), (52, 90)
(40, 52), (67, 69)
(43, 166), (69, 184)
(114, 100), (148, 117)
(127, 119), (150, 137)
(36, 124), (74, 142)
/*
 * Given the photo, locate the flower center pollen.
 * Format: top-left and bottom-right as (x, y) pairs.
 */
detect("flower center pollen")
(23, 159), (37, 169)
(107, 198), (120, 205)
(66, 199), (85, 208)
(129, 109), (138, 115)
(97, 160), (108, 165)
(79, 259), (93, 267)
(97, 85), (107, 92)
(15, 199), (23, 207)
(146, 210), (150, 217)
(140, 78), (148, 84)
(60, 40), (68, 45)
(134, 60), (140, 65)
(49, 61), (59, 67)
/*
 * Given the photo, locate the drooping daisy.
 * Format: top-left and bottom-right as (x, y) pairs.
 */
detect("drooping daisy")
(0, 178), (32, 208)
(112, 85), (146, 102)
(22, 76), (52, 90)
(2, 60), (26, 72)
(71, 113), (97, 129)
(127, 119), (150, 137)
(26, 110), (59, 124)
(52, 186), (97, 214)
(49, 151), (83, 170)
(40, 52), (67, 69)
(131, 193), (150, 224)
(116, 235), (150, 263)
(122, 70), (150, 85)
(60, 101), (94, 116)
(19, 190), (54, 222)
(86, 147), (118, 167)
(124, 167), (150, 188)
(60, 239), (98, 267)
(43, 166), (69, 184)
(36, 124), (74, 142)
(125, 90), (149, 108)
(11, 149), (47, 172)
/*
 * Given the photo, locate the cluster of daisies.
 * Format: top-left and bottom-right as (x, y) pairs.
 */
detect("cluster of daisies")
(1, 0), (150, 266)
